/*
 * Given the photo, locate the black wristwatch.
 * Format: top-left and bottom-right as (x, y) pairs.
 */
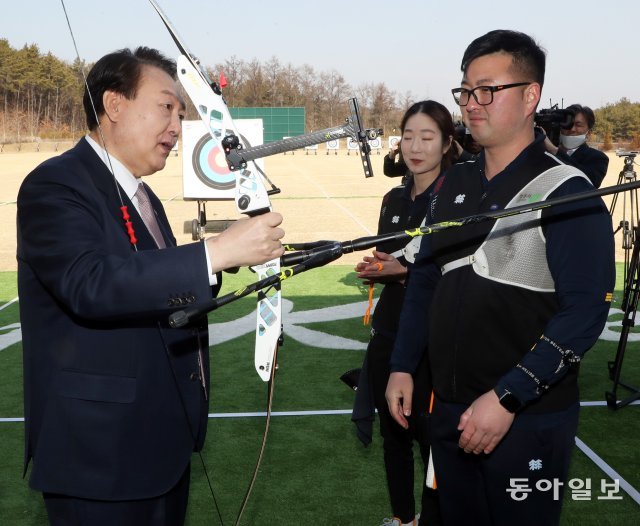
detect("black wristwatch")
(494, 387), (522, 413)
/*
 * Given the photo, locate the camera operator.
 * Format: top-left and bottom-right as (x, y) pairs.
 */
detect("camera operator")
(542, 103), (609, 188)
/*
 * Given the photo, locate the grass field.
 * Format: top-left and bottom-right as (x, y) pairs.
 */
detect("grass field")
(1, 265), (639, 525)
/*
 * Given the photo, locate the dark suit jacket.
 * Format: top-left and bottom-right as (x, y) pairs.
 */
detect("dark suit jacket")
(556, 143), (609, 188)
(17, 138), (220, 500)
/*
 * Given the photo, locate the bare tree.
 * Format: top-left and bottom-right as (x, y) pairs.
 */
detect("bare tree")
(318, 70), (351, 128)
(369, 82), (396, 131)
(263, 56), (282, 107)
(240, 58), (267, 106)
(278, 63), (303, 107)
(213, 55), (246, 107)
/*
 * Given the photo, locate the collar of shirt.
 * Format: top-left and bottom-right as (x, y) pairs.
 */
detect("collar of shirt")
(85, 135), (141, 210)
(401, 173), (443, 202)
(563, 146), (579, 156)
(477, 130), (546, 191)
(401, 179), (415, 201)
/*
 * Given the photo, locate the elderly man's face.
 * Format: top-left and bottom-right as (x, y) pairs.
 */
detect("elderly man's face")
(109, 65), (185, 177)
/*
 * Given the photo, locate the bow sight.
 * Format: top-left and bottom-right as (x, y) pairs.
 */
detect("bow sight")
(222, 98), (379, 182)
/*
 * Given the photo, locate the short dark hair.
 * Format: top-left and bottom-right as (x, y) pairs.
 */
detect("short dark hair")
(461, 30), (546, 88)
(83, 47), (177, 130)
(400, 100), (458, 171)
(566, 104), (595, 129)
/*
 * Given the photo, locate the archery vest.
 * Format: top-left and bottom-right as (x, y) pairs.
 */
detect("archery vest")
(427, 148), (590, 411)
(440, 165), (590, 291)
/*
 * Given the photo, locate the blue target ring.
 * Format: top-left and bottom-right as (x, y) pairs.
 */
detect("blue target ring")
(192, 134), (236, 190)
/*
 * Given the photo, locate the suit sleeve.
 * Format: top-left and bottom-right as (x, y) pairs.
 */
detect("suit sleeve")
(17, 164), (214, 322)
(555, 146), (609, 188)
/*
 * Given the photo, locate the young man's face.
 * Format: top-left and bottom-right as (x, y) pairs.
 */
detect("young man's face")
(110, 65), (185, 177)
(460, 51), (537, 150)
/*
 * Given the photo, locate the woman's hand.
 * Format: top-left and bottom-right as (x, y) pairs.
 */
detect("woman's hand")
(354, 250), (407, 283)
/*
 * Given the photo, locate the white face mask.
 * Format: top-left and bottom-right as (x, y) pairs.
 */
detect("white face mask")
(560, 134), (586, 150)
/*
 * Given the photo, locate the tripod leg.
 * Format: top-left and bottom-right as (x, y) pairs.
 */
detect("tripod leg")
(607, 227), (640, 409)
(621, 227), (640, 311)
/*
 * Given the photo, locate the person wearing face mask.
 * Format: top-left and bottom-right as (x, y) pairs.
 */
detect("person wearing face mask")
(543, 104), (609, 187)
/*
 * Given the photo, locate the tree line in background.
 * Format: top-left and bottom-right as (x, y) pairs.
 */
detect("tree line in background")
(1, 39), (639, 150)
(593, 98), (640, 150)
(0, 40), (85, 142)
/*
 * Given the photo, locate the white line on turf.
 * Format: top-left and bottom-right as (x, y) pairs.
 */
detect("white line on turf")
(575, 436), (640, 505)
(0, 296), (18, 312)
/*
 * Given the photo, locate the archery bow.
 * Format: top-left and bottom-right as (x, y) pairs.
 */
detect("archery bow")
(149, 0), (379, 382)
(147, 2), (285, 524)
(147, 0), (281, 384)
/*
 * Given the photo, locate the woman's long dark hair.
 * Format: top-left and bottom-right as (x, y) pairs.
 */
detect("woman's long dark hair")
(400, 100), (458, 171)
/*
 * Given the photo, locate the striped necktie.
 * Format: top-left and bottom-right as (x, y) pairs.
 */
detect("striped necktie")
(135, 183), (166, 248)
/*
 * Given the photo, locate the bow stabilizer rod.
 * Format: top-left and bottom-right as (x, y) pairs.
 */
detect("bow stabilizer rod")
(168, 176), (640, 323)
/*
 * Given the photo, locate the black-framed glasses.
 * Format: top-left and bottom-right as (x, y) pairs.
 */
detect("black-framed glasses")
(451, 82), (531, 106)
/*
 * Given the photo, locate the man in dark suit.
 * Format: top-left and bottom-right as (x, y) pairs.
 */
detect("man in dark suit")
(543, 103), (610, 187)
(17, 47), (284, 526)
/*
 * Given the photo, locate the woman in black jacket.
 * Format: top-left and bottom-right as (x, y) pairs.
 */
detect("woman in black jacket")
(352, 100), (458, 526)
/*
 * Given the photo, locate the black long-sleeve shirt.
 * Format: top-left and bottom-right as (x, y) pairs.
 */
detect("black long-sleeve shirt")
(391, 135), (615, 411)
(383, 153), (408, 178)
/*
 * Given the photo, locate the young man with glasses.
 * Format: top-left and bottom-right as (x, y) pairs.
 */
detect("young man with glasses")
(386, 30), (614, 525)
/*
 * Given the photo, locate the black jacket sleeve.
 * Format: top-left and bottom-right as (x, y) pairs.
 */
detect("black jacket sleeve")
(555, 145), (609, 188)
(383, 154), (409, 178)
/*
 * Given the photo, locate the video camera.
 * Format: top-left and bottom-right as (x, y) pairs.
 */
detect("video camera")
(454, 122), (467, 144)
(534, 105), (574, 146)
(616, 150), (638, 174)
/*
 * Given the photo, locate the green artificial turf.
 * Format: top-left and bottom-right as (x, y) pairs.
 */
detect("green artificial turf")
(1, 266), (638, 525)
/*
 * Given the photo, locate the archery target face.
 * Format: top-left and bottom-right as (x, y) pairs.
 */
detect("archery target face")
(368, 137), (382, 149)
(347, 137), (359, 150)
(182, 119), (264, 199)
(326, 138), (339, 151)
(192, 132), (235, 190)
